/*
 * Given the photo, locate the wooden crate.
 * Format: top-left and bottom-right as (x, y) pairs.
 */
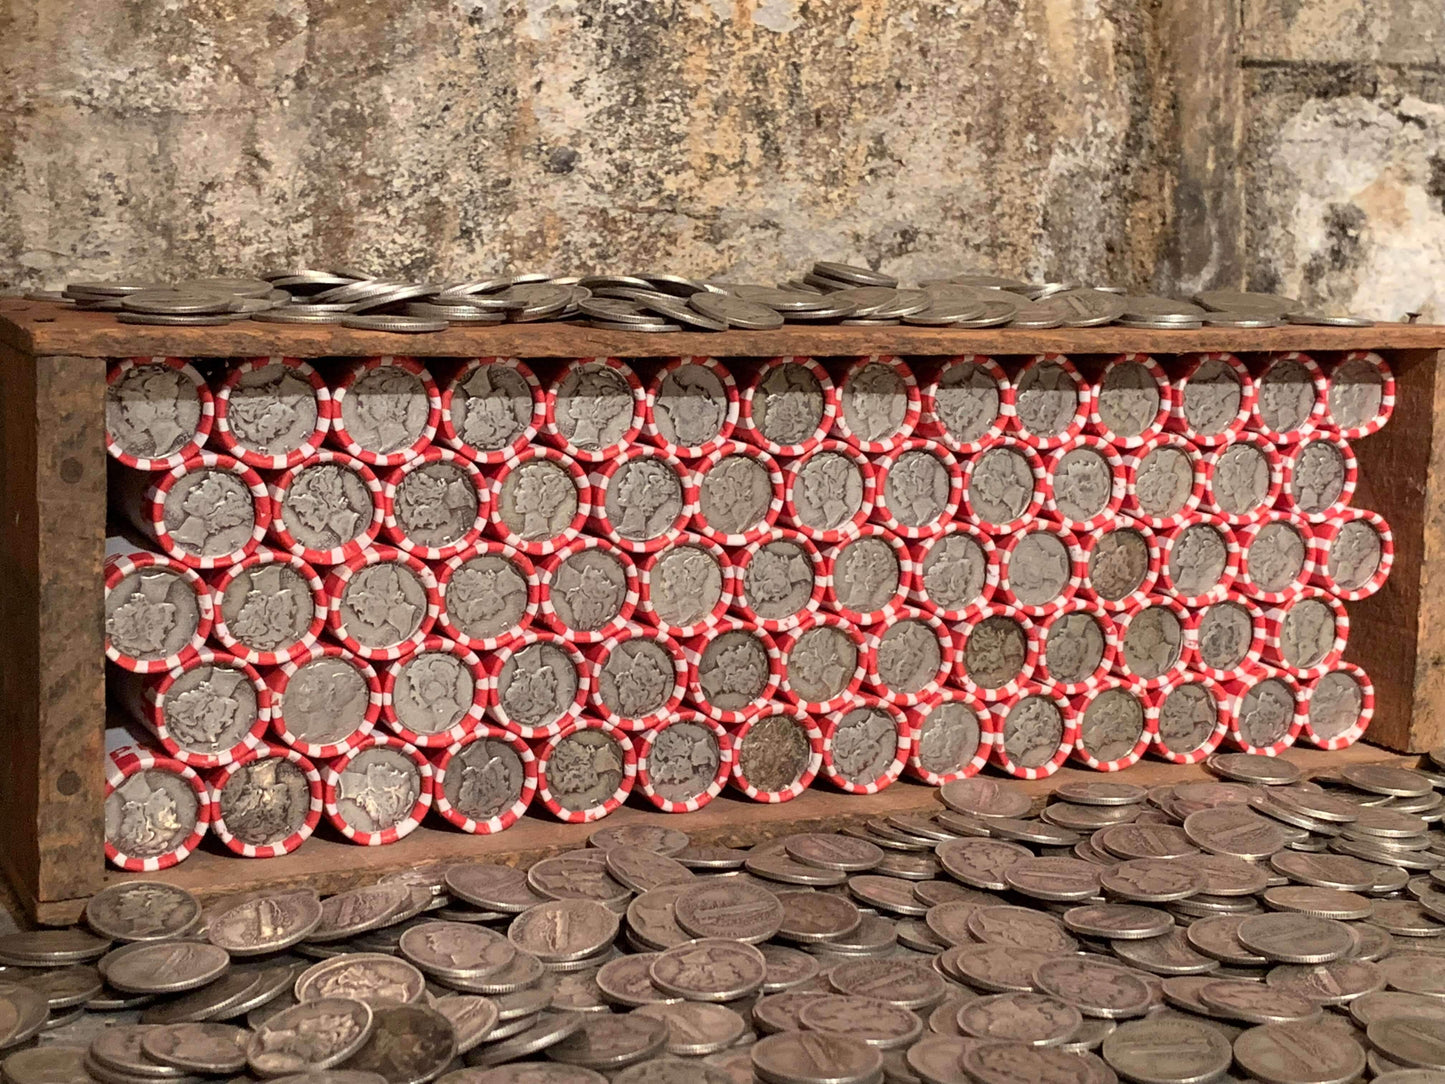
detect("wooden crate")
(0, 298), (1441, 925)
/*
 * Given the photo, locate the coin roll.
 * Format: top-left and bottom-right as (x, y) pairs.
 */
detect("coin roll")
(1277, 434), (1357, 524)
(430, 724), (537, 834)
(207, 547), (327, 667)
(105, 356), (214, 471)
(832, 354), (921, 455)
(736, 355), (838, 458)
(961, 437), (1046, 532)
(1323, 350), (1395, 439)
(1041, 436), (1126, 533)
(137, 452), (272, 570)
(863, 606), (955, 708)
(689, 439), (786, 547)
(137, 649), (271, 769)
(732, 529), (826, 634)
(322, 733), (434, 845)
(104, 546), (214, 673)
(1158, 512), (1241, 608)
(439, 355), (545, 465)
(1220, 666), (1305, 756)
(871, 438), (963, 541)
(487, 628), (591, 739)
(323, 545), (440, 662)
(542, 355), (646, 463)
(780, 439), (877, 544)
(1148, 673), (1231, 764)
(211, 356), (331, 470)
(1234, 512), (1318, 605)
(1201, 434), (1284, 524)
(534, 716), (637, 823)
(917, 353), (1013, 454)
(588, 445), (697, 553)
(1250, 351), (1327, 444)
(995, 521), (1085, 619)
(1167, 352), (1255, 447)
(990, 681), (1080, 780)
(682, 617), (783, 725)
(208, 740), (323, 857)
(267, 450), (385, 567)
(1309, 507), (1393, 601)
(727, 703), (824, 804)
(635, 534), (735, 640)
(537, 537), (640, 644)
(1078, 518), (1162, 613)
(642, 355), (740, 459)
(951, 602), (1040, 701)
(1009, 353), (1090, 450)
(906, 525), (997, 622)
(1034, 601), (1120, 697)
(584, 624), (689, 732)
(1112, 595), (1192, 691)
(1087, 352), (1173, 450)
(775, 611), (869, 713)
(820, 694), (911, 794)
(1298, 661), (1374, 751)
(104, 743), (211, 871)
(434, 541), (540, 651)
(1122, 433), (1206, 530)
(903, 689), (996, 786)
(634, 711), (734, 813)
(1185, 596), (1267, 683)
(328, 355), (441, 468)
(1070, 675), (1157, 772)
(265, 644), (382, 760)
(379, 635), (490, 749)
(379, 447), (491, 562)
(817, 525), (913, 630)
(487, 444), (594, 557)
(1259, 587), (1349, 681)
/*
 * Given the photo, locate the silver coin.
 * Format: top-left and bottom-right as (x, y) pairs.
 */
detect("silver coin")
(689, 293), (784, 330)
(294, 953), (426, 1007)
(1207, 752), (1302, 786)
(340, 1004), (454, 1084)
(541, 728), (626, 813)
(219, 560), (314, 654)
(100, 941), (232, 995)
(336, 557), (429, 651)
(209, 892), (323, 956)
(527, 853), (630, 906)
(751, 362), (827, 447)
(632, 1001), (746, 1055)
(1236, 1020), (1366, 1083)
(331, 744), (424, 836)
(496, 641), (579, 732)
(85, 883), (200, 944)
(398, 920), (516, 980)
(508, 901), (619, 964)
(545, 1010), (669, 1069)
(1100, 1015), (1231, 1084)
(440, 735), (526, 823)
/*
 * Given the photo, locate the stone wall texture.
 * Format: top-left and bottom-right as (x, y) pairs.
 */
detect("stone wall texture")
(0, 0), (1440, 320)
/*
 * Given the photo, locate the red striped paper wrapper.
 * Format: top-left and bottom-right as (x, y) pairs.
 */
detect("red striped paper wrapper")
(1249, 352), (1327, 444)
(379, 447), (491, 561)
(732, 528), (826, 634)
(587, 445), (697, 553)
(1158, 512), (1241, 608)
(541, 356), (645, 463)
(105, 357), (213, 470)
(323, 545), (440, 662)
(870, 438), (963, 540)
(863, 606), (956, 708)
(689, 440), (785, 547)
(583, 624), (689, 732)
(1184, 597), (1267, 683)
(990, 682), (1080, 780)
(266, 644), (382, 760)
(141, 649), (270, 769)
(1087, 353), (1174, 449)
(104, 548), (214, 673)
(430, 724), (537, 833)
(780, 439), (877, 544)
(680, 617), (782, 725)
(1234, 512), (1318, 605)
(322, 733), (434, 845)
(1042, 437), (1126, 533)
(961, 437), (1046, 531)
(825, 524), (916, 627)
(642, 356), (740, 459)
(727, 703), (824, 803)
(267, 451), (385, 567)
(1259, 587), (1349, 681)
(1070, 674), (1158, 772)
(831, 354), (921, 454)
(440, 356), (545, 465)
(1277, 434), (1358, 525)
(105, 745), (212, 871)
(917, 354), (1014, 454)
(1112, 595), (1193, 690)
(207, 547), (326, 666)
(328, 355), (441, 468)
(635, 712), (734, 813)
(635, 533), (736, 640)
(1220, 666), (1305, 756)
(142, 452), (271, 570)
(211, 356), (331, 470)
(208, 741), (323, 858)
(485, 628), (591, 739)
(995, 520), (1085, 619)
(1298, 662), (1374, 751)
(537, 536), (639, 644)
(1167, 352), (1255, 447)
(952, 602), (1040, 701)
(534, 716), (637, 823)
(902, 688), (997, 786)
(819, 694), (912, 794)
(1034, 601), (1120, 697)
(1147, 673), (1231, 764)
(1310, 507), (1393, 601)
(736, 356), (838, 457)
(434, 541), (540, 651)
(906, 525), (998, 622)
(1008, 354), (1090, 450)
(1078, 519), (1162, 613)
(1323, 350), (1396, 440)
(1122, 433), (1206, 530)
(1200, 435), (1284, 524)
(378, 636), (490, 748)
(775, 610), (869, 713)
(487, 445), (594, 557)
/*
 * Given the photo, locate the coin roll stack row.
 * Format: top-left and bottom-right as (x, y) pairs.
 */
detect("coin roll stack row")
(100, 349), (1394, 867)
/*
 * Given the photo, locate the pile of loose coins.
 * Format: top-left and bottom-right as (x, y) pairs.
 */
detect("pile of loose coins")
(4, 752), (1445, 1084)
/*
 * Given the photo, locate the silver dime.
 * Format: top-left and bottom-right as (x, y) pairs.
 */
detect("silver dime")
(1080, 688), (1145, 762)
(340, 366), (432, 454)
(736, 714), (812, 793)
(841, 362), (910, 443)
(641, 721), (721, 803)
(106, 566), (203, 664)
(743, 539), (816, 621)
(912, 700), (981, 777)
(1194, 600), (1253, 671)
(210, 891), (323, 955)
(597, 637), (674, 720)
(389, 649), (475, 737)
(1089, 527), (1150, 601)
(392, 461), (480, 550)
(498, 459), (579, 542)
(826, 957), (947, 1010)
(496, 642), (579, 731)
(336, 560), (429, 651)
(605, 457), (684, 543)
(1134, 444), (1195, 519)
(220, 560), (313, 654)
(932, 359), (1002, 443)
(967, 445), (1035, 525)
(1233, 678), (1297, 749)
(791, 451), (864, 532)
(652, 364), (728, 449)
(919, 531), (986, 612)
(627, 886), (693, 951)
(295, 953), (426, 1007)
(1236, 913), (1355, 964)
(1051, 446), (1114, 522)
(1211, 441), (1271, 516)
(105, 764), (201, 861)
(884, 449), (952, 527)
(648, 543), (724, 629)
(542, 729), (626, 812)
(450, 364), (533, 454)
(1236, 1020), (1365, 1083)
(332, 745), (423, 835)
(224, 364), (319, 458)
(698, 453), (773, 536)
(276, 655), (372, 748)
(341, 1004), (455, 1084)
(828, 706), (898, 786)
(649, 939), (766, 1002)
(632, 1001), (747, 1056)
(1006, 529), (1072, 608)
(527, 853), (630, 906)
(1095, 358), (1161, 438)
(874, 618), (942, 694)
(107, 362), (204, 461)
(85, 882), (200, 944)
(1014, 359), (1081, 439)
(551, 364), (636, 451)
(443, 552), (531, 643)
(1001, 695), (1064, 768)
(1256, 357), (1318, 435)
(1326, 518), (1383, 590)
(279, 461), (376, 553)
(1167, 523), (1227, 598)
(957, 992), (1080, 1048)
(1100, 1015), (1231, 1084)
(441, 736), (525, 823)
(1033, 956), (1153, 1020)
(547, 547), (627, 633)
(1287, 439), (1346, 513)
(399, 920), (516, 980)
(160, 464), (255, 560)
(785, 624), (858, 705)
(690, 292), (784, 330)
(248, 998), (375, 1076)
(1249, 521), (1310, 595)
(157, 658), (264, 758)
(674, 880), (783, 944)
(696, 628), (770, 710)
(101, 941), (232, 995)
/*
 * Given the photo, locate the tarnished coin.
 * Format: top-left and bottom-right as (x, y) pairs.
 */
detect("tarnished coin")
(595, 953), (678, 1008)
(797, 995), (922, 1050)
(247, 997), (376, 1075)
(936, 837), (1033, 891)
(85, 883), (201, 943)
(1064, 904), (1174, 941)
(957, 992), (1080, 1047)
(1110, 928), (1220, 976)
(0, 1044), (93, 1084)
(1183, 805), (1287, 859)
(1100, 1015), (1232, 1084)
(1033, 957), (1154, 1019)
(1341, 763), (1435, 798)
(1236, 913), (1356, 963)
(632, 1001), (746, 1056)
(943, 944), (1054, 994)
(649, 939), (766, 1002)
(783, 835), (883, 873)
(1263, 885), (1373, 919)
(1100, 859), (1204, 902)
(937, 777), (1032, 819)
(1004, 856), (1102, 901)
(774, 892), (862, 944)
(398, 921), (516, 980)
(508, 901), (619, 964)
(446, 865), (548, 914)
(341, 1004), (455, 1084)
(1236, 1020), (1366, 1083)
(1198, 980), (1322, 1024)
(1206, 752), (1302, 786)
(306, 884), (411, 944)
(826, 958), (947, 1010)
(1054, 781), (1148, 807)
(294, 953), (426, 1007)
(527, 853), (630, 906)
(433, 995), (500, 1057)
(100, 941), (232, 995)
(962, 1041), (1116, 1084)
(546, 1010), (669, 1069)
(1096, 823), (1200, 861)
(209, 892), (323, 956)
(603, 847), (694, 894)
(673, 881), (783, 944)
(0, 986), (48, 1051)
(138, 1024), (248, 1075)
(1264, 959), (1384, 1006)
(749, 1031), (883, 1084)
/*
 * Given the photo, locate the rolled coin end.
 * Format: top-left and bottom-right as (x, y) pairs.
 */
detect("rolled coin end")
(105, 743), (212, 870)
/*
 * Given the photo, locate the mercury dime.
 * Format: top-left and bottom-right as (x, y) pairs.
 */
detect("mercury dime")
(851, 874), (931, 917)
(1001, 694), (1064, 768)
(1248, 521), (1308, 594)
(965, 1042), (1116, 1084)
(542, 728), (626, 812)
(1051, 446), (1114, 523)
(444, 865), (546, 915)
(248, 996), (376, 1076)
(1006, 529), (1072, 608)
(333, 743), (424, 836)
(1154, 683), (1218, 755)
(649, 939), (766, 1002)
(391, 461), (479, 551)
(596, 637), (672, 721)
(918, 532), (987, 612)
(651, 364), (728, 449)
(884, 449), (952, 528)
(791, 452), (864, 533)
(1089, 528), (1150, 602)
(639, 721), (721, 804)
(1097, 824), (1199, 860)
(603, 847), (694, 894)
(697, 454), (773, 536)
(101, 941), (232, 995)
(965, 905), (1079, 955)
(1004, 857), (1103, 901)
(340, 1003), (454, 1084)
(1305, 670), (1365, 742)
(1167, 523), (1227, 598)
(0, 1044), (93, 1084)
(156, 659), (262, 757)
(749, 1032), (882, 1084)
(1191, 601), (1252, 674)
(295, 953), (426, 1007)
(736, 714), (812, 794)
(967, 445), (1035, 525)
(107, 362), (204, 460)
(795, 996), (921, 1051)
(209, 892), (323, 956)
(85, 882), (201, 943)
(1236, 1020), (1367, 1084)
(550, 364), (635, 451)
(498, 459), (578, 542)
(751, 363), (825, 447)
(840, 362), (909, 443)
(1015, 360), (1080, 439)
(0, 987), (48, 1052)
(938, 778), (1032, 820)
(279, 462), (375, 553)
(743, 539), (816, 622)
(1341, 763), (1434, 798)
(827, 706), (898, 787)
(632, 1001), (747, 1056)
(912, 701), (981, 778)
(1080, 688), (1145, 762)
(782, 624), (856, 706)
(527, 853), (630, 906)
(450, 364), (533, 454)
(1063, 903), (1174, 940)
(962, 614), (1028, 690)
(933, 360), (1001, 443)
(1235, 913), (1355, 964)
(626, 886), (693, 951)
(338, 366), (432, 454)
(398, 921), (516, 981)
(697, 629), (769, 710)
(957, 992), (1080, 1047)
(826, 958), (947, 1010)
(1100, 859), (1203, 902)
(1211, 442), (1271, 516)
(1033, 956), (1154, 1020)
(1133, 444), (1196, 521)
(549, 547), (630, 633)
(646, 544), (724, 632)
(496, 642), (578, 731)
(389, 649), (475, 737)
(943, 944), (1053, 994)
(105, 566), (202, 664)
(674, 881), (783, 944)
(1100, 1015), (1231, 1084)
(1183, 806), (1287, 860)
(104, 766), (201, 863)
(336, 559), (429, 651)
(1095, 358), (1161, 439)
(440, 736), (526, 824)
(596, 953), (676, 1008)
(605, 457), (684, 543)
(1256, 357), (1318, 435)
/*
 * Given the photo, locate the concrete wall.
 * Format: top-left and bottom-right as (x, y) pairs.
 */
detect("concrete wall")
(0, 0), (1440, 320)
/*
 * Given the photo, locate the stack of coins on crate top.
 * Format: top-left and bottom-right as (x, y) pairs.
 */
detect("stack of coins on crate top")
(101, 333), (1395, 869)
